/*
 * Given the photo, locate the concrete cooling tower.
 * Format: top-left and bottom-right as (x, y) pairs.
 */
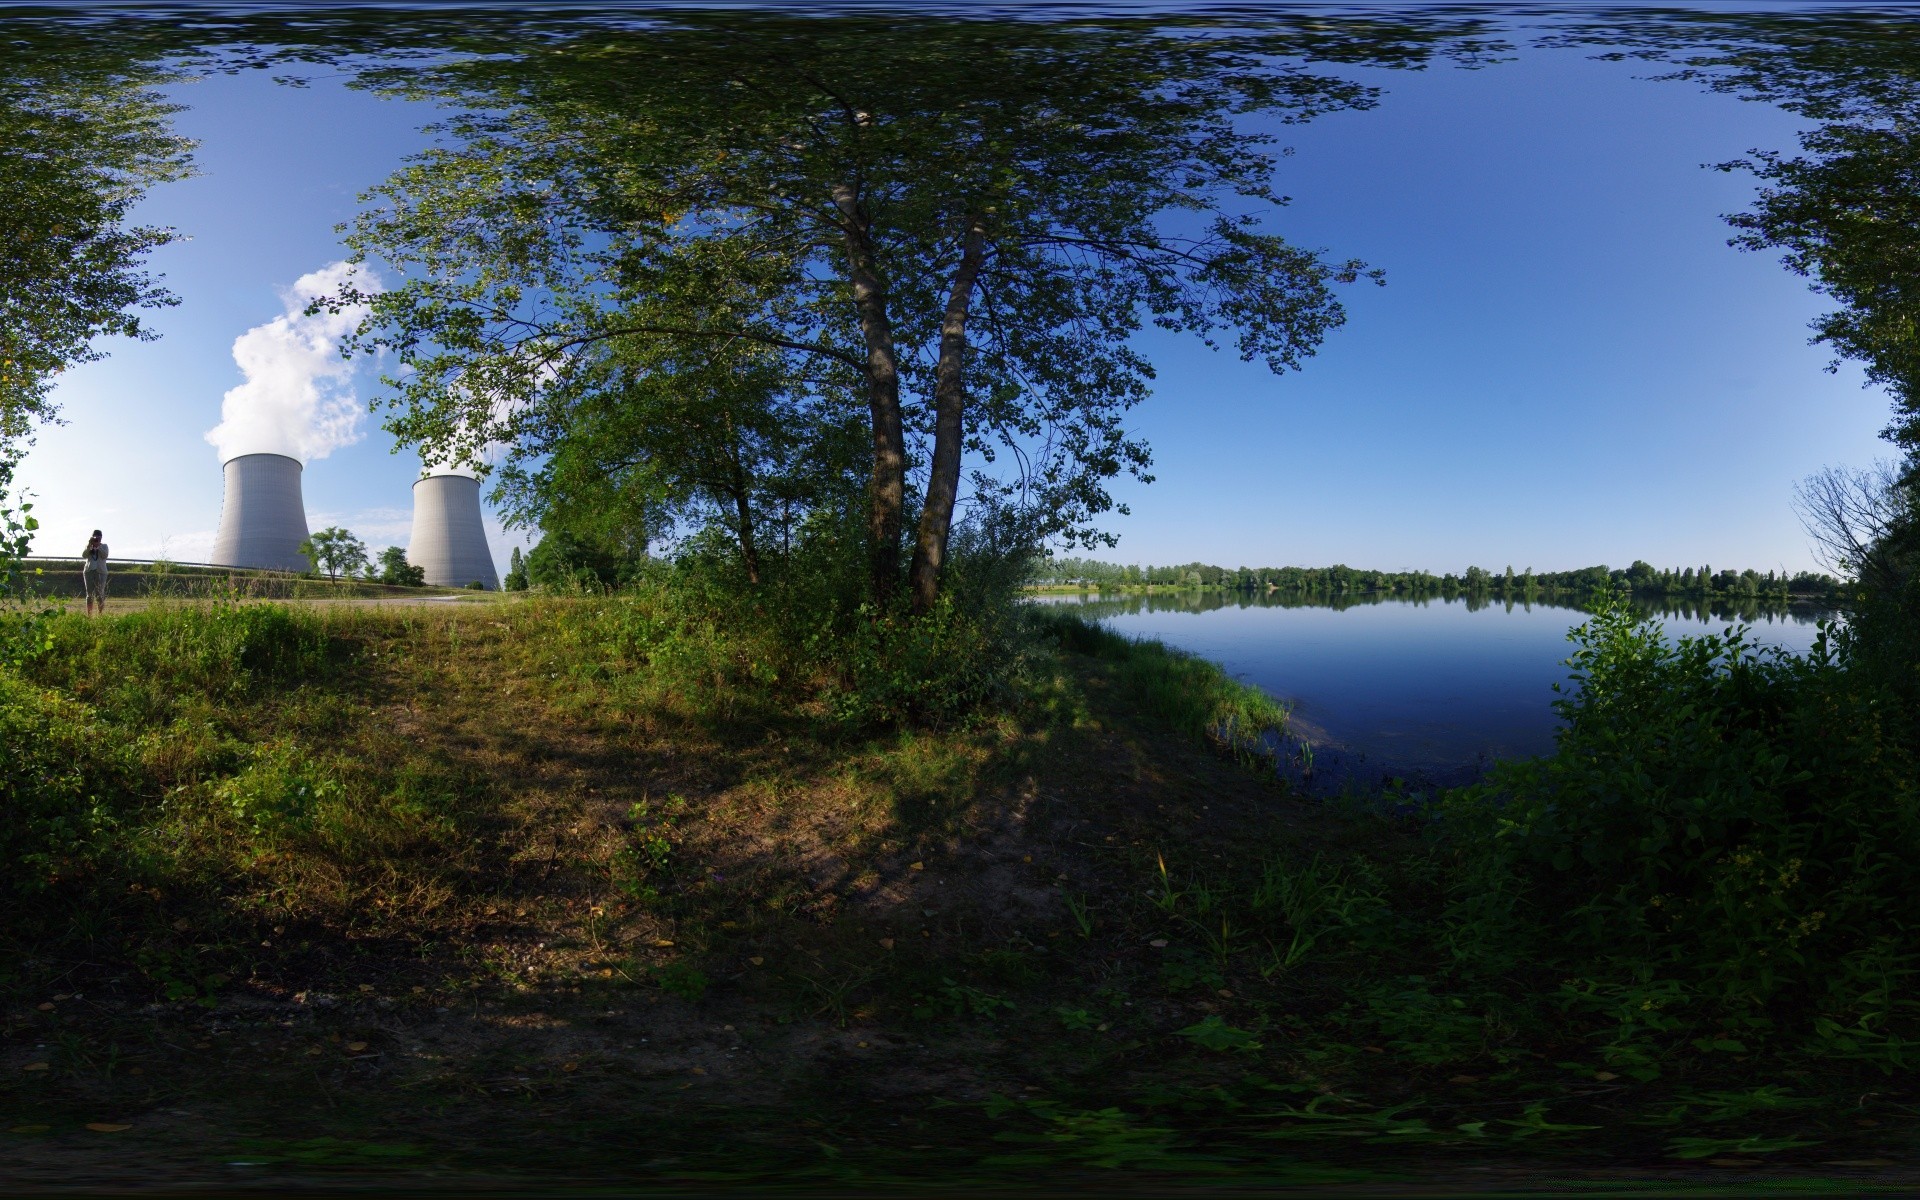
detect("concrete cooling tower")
(409, 472), (499, 589)
(211, 453), (312, 572)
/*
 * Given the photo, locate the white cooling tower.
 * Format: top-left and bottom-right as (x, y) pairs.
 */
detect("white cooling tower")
(211, 452), (312, 572)
(409, 471), (499, 589)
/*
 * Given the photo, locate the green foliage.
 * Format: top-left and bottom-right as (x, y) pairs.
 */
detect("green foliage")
(982, 1097), (1187, 1172)
(0, 456), (56, 665)
(328, 14), (1442, 607)
(0, 668), (130, 897)
(1032, 555), (1839, 600)
(488, 303), (862, 589)
(921, 978), (1016, 1020)
(503, 546), (527, 591)
(376, 545), (425, 587)
(525, 530), (642, 592)
(649, 960), (710, 1002)
(612, 795), (686, 904)
(0, 599), (483, 976)
(1030, 607), (1287, 756)
(28, 601), (337, 714)
(1175, 1015), (1263, 1052)
(1441, 585), (1920, 1061)
(299, 526), (367, 581)
(0, 32), (191, 430)
(1248, 853), (1390, 970)
(215, 742), (340, 837)
(823, 594), (1036, 730)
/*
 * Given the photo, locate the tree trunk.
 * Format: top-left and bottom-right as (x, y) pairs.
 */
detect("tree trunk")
(908, 219), (987, 614)
(724, 419), (762, 585)
(832, 182), (906, 607)
(732, 486), (761, 585)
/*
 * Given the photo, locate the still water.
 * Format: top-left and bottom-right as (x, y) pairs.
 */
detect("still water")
(1039, 591), (1838, 785)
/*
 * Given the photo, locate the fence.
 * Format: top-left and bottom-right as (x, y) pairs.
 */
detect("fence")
(13, 557), (458, 600)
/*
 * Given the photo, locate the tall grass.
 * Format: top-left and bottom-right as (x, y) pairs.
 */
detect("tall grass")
(1027, 606), (1287, 757)
(31, 599), (343, 702)
(1, 600), (479, 964)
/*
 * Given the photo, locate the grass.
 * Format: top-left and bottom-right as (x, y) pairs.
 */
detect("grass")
(0, 592), (1916, 1190)
(1026, 605), (1289, 760)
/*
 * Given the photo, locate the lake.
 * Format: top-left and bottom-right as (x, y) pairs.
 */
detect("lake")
(1037, 590), (1839, 789)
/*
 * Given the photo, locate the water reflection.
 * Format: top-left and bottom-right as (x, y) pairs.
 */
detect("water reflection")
(1034, 586), (1837, 627)
(1034, 590), (1840, 790)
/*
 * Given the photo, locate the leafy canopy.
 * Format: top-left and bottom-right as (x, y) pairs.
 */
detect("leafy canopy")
(323, 13), (1493, 602)
(0, 26), (192, 441)
(376, 545), (426, 587)
(300, 526), (368, 580)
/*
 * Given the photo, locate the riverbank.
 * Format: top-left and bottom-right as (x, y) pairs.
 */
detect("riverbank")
(2, 596), (1914, 1190)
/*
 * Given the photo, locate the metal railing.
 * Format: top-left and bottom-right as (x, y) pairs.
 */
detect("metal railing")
(22, 556), (307, 577)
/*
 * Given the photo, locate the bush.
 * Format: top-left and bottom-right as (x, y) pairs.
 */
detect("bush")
(527, 530), (643, 591)
(377, 546), (427, 588)
(1441, 586), (1920, 1060)
(822, 593), (1039, 730)
(26, 601), (338, 714)
(0, 669), (131, 897)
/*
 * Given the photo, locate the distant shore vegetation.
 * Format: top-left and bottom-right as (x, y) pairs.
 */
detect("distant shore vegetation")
(1029, 556), (1845, 601)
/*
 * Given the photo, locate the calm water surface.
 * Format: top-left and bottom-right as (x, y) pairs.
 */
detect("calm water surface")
(1041, 592), (1837, 784)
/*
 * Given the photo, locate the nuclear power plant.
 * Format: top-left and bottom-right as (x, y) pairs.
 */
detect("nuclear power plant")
(408, 470), (500, 589)
(211, 453), (313, 573)
(209, 454), (499, 589)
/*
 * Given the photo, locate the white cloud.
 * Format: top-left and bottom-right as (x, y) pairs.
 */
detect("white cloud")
(204, 260), (382, 464)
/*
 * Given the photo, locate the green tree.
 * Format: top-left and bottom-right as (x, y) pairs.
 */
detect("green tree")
(1589, 12), (1920, 600)
(504, 546), (527, 592)
(0, 24), (192, 619)
(376, 545), (426, 587)
(525, 531), (634, 592)
(299, 527), (368, 581)
(321, 15), (1510, 611)
(487, 290), (864, 586)
(0, 29), (192, 441)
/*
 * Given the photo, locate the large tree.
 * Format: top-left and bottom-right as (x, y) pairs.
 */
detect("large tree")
(325, 14), (1494, 609)
(1566, 12), (1920, 589)
(1560, 14), (1920, 460)
(488, 286), (866, 586)
(0, 27), (192, 442)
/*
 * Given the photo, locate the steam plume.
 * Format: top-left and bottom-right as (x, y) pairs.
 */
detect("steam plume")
(204, 260), (380, 463)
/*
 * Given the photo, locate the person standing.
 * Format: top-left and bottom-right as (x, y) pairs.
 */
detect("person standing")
(81, 529), (109, 616)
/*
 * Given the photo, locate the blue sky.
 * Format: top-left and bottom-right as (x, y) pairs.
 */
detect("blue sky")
(16, 23), (1893, 576)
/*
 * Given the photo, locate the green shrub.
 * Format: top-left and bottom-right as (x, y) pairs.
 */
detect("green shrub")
(822, 593), (1038, 730)
(0, 670), (131, 897)
(1442, 586), (1920, 1060)
(215, 741), (340, 837)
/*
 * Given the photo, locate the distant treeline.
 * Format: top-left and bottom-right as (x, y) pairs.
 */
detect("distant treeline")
(1029, 558), (1846, 600)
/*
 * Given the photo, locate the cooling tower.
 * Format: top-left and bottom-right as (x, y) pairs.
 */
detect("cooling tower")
(409, 471), (499, 589)
(211, 452), (312, 572)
